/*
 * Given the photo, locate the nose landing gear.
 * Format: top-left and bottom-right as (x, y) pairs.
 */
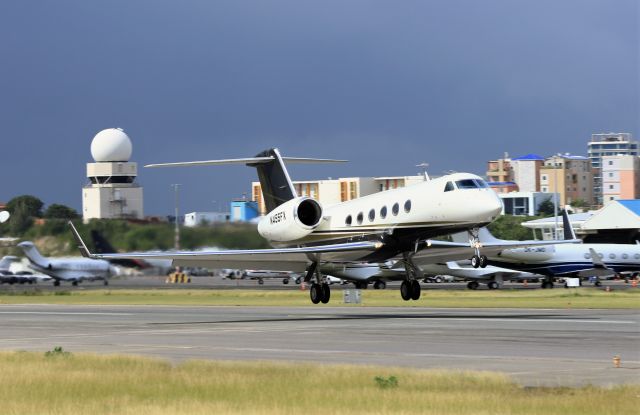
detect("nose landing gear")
(469, 228), (488, 269)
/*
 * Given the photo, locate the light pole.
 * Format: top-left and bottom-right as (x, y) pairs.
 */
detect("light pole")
(553, 155), (559, 240)
(171, 184), (181, 250)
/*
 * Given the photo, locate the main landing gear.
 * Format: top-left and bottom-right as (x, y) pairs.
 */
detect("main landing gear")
(541, 278), (555, 289)
(400, 252), (422, 301)
(468, 228), (488, 269)
(305, 262), (331, 304)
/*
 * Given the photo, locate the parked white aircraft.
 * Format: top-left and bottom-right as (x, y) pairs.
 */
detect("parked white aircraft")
(0, 255), (51, 284)
(69, 147), (520, 304)
(452, 213), (640, 288)
(320, 260), (537, 291)
(18, 241), (113, 286)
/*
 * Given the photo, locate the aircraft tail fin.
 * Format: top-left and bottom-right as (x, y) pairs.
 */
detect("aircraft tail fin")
(561, 209), (576, 240)
(146, 148), (346, 213)
(17, 242), (50, 268)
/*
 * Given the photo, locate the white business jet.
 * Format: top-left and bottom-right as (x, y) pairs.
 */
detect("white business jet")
(69, 147), (505, 304)
(18, 241), (113, 286)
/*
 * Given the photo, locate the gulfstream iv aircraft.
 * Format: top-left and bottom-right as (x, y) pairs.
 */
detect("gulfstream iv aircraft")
(70, 148), (504, 303)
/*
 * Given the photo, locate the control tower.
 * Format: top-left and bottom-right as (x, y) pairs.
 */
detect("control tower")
(82, 128), (144, 222)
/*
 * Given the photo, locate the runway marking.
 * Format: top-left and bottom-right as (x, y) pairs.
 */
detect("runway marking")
(0, 311), (133, 316)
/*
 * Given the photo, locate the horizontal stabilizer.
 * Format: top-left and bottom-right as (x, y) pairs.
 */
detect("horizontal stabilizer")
(146, 156), (347, 168)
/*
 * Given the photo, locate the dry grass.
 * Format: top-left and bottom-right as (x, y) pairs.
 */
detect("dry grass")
(0, 287), (638, 308)
(0, 351), (637, 415)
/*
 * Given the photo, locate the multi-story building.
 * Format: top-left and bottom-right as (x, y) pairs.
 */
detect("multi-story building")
(486, 153), (513, 184)
(601, 155), (640, 203)
(510, 154), (544, 192)
(539, 154), (593, 207)
(588, 133), (638, 205)
(252, 175), (425, 215)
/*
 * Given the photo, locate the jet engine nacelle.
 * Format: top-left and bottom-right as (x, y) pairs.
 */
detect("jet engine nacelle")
(258, 197), (323, 242)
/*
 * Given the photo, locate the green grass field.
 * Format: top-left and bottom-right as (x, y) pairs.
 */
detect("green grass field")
(0, 287), (638, 308)
(0, 351), (636, 415)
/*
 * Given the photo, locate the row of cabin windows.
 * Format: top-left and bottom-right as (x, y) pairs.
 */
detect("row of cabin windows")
(345, 200), (411, 226)
(584, 252), (640, 260)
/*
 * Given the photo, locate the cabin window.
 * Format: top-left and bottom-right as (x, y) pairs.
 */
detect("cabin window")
(357, 212), (363, 225)
(609, 253), (616, 259)
(345, 215), (352, 226)
(622, 253), (628, 259)
(392, 203), (399, 216)
(368, 209), (375, 222)
(380, 206), (387, 219)
(444, 182), (455, 192)
(456, 179), (479, 189)
(584, 253), (591, 259)
(404, 200), (411, 213)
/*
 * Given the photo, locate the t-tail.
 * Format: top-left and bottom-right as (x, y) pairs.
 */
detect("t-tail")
(145, 147), (346, 213)
(561, 209), (576, 240)
(17, 242), (50, 269)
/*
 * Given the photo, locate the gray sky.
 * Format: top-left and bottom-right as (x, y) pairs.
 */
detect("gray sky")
(1, 0), (637, 215)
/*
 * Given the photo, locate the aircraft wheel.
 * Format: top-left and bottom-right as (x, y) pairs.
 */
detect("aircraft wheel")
(467, 281), (479, 290)
(548, 281), (554, 289)
(373, 280), (386, 290)
(320, 283), (331, 304)
(53, 280), (60, 287)
(310, 283), (322, 304)
(487, 281), (499, 290)
(283, 278), (289, 285)
(400, 281), (412, 301)
(258, 278), (264, 285)
(434, 276), (443, 283)
(594, 280), (601, 287)
(72, 281), (78, 286)
(471, 255), (480, 269)
(479, 255), (488, 268)
(410, 280), (421, 300)
(541, 281), (547, 289)
(103, 280), (109, 286)
(295, 277), (301, 284)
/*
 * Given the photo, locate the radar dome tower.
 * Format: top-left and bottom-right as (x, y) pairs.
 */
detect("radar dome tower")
(82, 128), (144, 221)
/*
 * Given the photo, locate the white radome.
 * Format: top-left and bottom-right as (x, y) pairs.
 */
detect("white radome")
(90, 128), (133, 162)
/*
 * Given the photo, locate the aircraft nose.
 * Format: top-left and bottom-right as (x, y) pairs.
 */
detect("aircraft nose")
(484, 192), (503, 219)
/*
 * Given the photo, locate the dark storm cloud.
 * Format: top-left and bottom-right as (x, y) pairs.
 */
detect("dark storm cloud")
(0, 0), (637, 214)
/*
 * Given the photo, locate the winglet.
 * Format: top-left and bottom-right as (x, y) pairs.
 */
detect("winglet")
(588, 248), (606, 268)
(561, 209), (576, 240)
(68, 222), (93, 258)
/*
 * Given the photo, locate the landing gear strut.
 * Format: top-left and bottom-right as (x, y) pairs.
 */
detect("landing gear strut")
(467, 281), (479, 290)
(468, 228), (488, 269)
(400, 252), (422, 301)
(541, 279), (555, 289)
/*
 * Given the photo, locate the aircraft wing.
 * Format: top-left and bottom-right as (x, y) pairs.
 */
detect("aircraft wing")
(573, 248), (615, 277)
(404, 237), (582, 268)
(69, 222), (381, 273)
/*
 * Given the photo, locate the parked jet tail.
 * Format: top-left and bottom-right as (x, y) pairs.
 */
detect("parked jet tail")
(145, 148), (346, 213)
(17, 242), (50, 269)
(90, 230), (150, 269)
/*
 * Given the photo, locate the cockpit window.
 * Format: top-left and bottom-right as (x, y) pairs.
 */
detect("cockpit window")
(455, 179), (479, 189)
(473, 179), (489, 188)
(444, 181), (455, 192)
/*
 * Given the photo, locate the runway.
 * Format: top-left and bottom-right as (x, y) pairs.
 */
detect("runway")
(0, 304), (637, 387)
